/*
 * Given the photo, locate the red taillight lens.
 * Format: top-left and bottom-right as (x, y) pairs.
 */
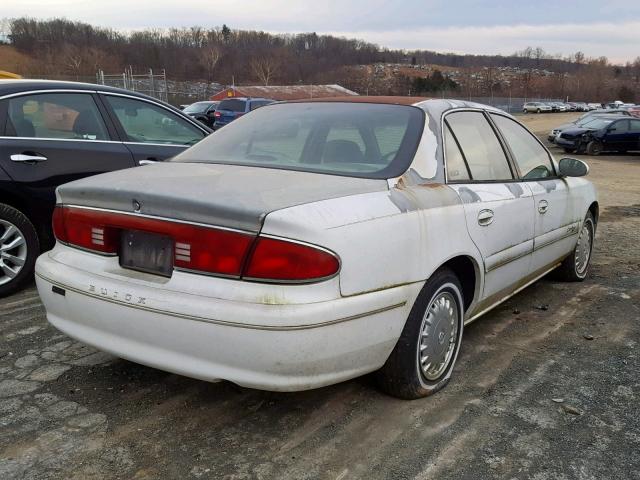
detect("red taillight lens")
(214, 111), (221, 117)
(243, 237), (339, 282)
(53, 206), (340, 282)
(52, 205), (118, 254)
(52, 206), (254, 276)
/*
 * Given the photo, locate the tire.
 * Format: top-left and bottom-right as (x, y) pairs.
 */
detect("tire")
(0, 203), (40, 297)
(537, 109), (541, 113)
(554, 211), (595, 282)
(586, 141), (602, 156)
(376, 268), (464, 399)
(564, 147), (576, 154)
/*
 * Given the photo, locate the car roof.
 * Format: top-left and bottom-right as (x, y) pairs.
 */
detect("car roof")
(0, 79), (167, 105)
(219, 97), (273, 102)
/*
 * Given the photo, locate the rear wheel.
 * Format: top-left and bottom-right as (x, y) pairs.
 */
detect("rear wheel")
(537, 108), (541, 113)
(564, 147), (576, 154)
(555, 212), (595, 282)
(586, 141), (603, 156)
(0, 203), (39, 297)
(377, 268), (464, 399)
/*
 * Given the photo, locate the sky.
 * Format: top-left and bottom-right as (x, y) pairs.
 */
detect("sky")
(3, 0), (640, 63)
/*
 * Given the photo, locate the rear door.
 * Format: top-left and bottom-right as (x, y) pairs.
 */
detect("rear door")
(0, 91), (135, 228)
(444, 110), (535, 302)
(100, 93), (207, 164)
(489, 113), (578, 275)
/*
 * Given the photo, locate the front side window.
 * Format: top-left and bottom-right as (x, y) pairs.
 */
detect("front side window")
(610, 120), (630, 133)
(172, 102), (425, 179)
(445, 111), (512, 181)
(491, 114), (554, 180)
(5, 93), (108, 140)
(104, 95), (204, 145)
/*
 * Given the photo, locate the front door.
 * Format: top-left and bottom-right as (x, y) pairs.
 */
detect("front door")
(488, 113), (578, 275)
(99, 94), (207, 164)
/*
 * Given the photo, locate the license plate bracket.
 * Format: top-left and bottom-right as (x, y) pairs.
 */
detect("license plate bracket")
(119, 230), (174, 277)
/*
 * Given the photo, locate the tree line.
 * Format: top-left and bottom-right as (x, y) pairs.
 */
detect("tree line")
(2, 17), (639, 101)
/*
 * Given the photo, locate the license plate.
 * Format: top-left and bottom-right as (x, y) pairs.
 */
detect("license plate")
(120, 230), (174, 277)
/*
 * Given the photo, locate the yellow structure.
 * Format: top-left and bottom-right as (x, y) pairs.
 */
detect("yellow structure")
(0, 70), (22, 79)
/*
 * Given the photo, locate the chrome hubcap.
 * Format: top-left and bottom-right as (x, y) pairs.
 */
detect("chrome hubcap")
(575, 220), (592, 276)
(0, 220), (27, 286)
(418, 291), (459, 381)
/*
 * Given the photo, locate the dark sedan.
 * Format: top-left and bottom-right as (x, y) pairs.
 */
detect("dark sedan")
(555, 116), (640, 155)
(183, 100), (219, 128)
(0, 80), (211, 296)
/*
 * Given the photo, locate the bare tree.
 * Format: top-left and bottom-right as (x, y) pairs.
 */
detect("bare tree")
(250, 54), (281, 86)
(200, 45), (222, 82)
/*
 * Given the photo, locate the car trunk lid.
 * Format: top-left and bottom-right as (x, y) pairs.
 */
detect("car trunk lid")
(56, 162), (387, 232)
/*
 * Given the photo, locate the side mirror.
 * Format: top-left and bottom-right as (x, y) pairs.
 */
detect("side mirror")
(558, 157), (589, 177)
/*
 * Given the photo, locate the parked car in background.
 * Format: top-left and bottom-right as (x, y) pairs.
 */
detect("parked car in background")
(548, 113), (630, 143)
(553, 102), (569, 112)
(545, 102), (561, 112)
(587, 103), (601, 110)
(555, 116), (640, 155)
(0, 80), (211, 296)
(523, 102), (552, 113)
(628, 106), (640, 117)
(182, 101), (219, 128)
(213, 97), (275, 129)
(36, 98), (597, 400)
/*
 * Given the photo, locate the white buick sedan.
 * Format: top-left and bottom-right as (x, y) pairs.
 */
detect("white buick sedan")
(35, 98), (597, 399)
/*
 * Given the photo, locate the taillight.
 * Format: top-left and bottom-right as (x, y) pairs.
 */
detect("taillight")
(53, 206), (340, 282)
(52, 206), (254, 276)
(52, 205), (118, 254)
(214, 111), (221, 117)
(243, 237), (340, 282)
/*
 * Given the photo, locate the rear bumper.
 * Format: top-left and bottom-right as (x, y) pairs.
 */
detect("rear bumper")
(35, 248), (420, 391)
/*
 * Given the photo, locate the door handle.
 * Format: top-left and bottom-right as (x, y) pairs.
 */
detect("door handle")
(477, 209), (494, 226)
(538, 200), (549, 214)
(11, 153), (47, 163)
(138, 159), (157, 166)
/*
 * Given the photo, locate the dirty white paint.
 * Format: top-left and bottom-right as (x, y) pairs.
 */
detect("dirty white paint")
(35, 100), (598, 392)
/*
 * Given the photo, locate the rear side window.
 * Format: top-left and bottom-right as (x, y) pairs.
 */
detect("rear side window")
(445, 111), (512, 181)
(443, 124), (470, 181)
(629, 119), (640, 132)
(5, 93), (108, 140)
(218, 99), (247, 112)
(491, 114), (555, 180)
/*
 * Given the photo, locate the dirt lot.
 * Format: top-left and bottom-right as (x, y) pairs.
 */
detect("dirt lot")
(1, 112), (639, 480)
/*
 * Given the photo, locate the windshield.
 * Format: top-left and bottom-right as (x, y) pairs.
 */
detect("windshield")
(172, 102), (425, 179)
(183, 102), (213, 114)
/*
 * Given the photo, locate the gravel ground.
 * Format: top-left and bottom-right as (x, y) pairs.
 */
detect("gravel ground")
(1, 112), (639, 480)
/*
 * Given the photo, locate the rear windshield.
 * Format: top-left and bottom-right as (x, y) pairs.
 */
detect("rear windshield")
(218, 99), (247, 112)
(172, 102), (425, 179)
